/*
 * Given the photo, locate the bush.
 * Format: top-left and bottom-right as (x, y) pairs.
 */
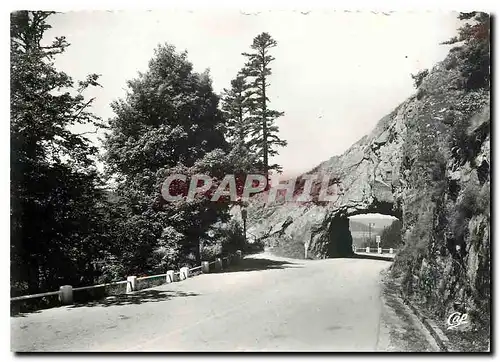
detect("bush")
(416, 88), (426, 100)
(244, 239), (265, 254)
(443, 12), (490, 91)
(411, 69), (429, 88)
(449, 182), (488, 249)
(380, 219), (403, 248)
(200, 243), (223, 261)
(201, 219), (246, 260)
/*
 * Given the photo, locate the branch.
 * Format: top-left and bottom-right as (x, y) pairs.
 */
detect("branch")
(75, 128), (98, 136)
(71, 98), (95, 122)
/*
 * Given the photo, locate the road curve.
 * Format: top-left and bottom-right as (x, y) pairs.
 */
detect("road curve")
(12, 252), (395, 352)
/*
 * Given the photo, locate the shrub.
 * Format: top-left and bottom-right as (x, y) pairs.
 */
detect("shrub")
(416, 88), (426, 100)
(449, 182), (486, 249)
(380, 219), (403, 248)
(244, 239), (266, 254)
(443, 12), (490, 91)
(200, 243), (222, 261)
(411, 69), (429, 88)
(201, 218), (247, 260)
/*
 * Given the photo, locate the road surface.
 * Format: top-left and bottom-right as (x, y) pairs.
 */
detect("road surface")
(11, 252), (428, 352)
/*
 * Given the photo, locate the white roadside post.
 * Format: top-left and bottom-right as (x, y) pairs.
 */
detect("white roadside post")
(126, 276), (137, 294)
(180, 267), (189, 280)
(366, 246), (370, 253)
(390, 248), (394, 254)
(236, 250), (242, 262)
(376, 236), (382, 254)
(59, 285), (73, 305)
(201, 261), (210, 273)
(215, 258), (223, 271)
(166, 270), (175, 283)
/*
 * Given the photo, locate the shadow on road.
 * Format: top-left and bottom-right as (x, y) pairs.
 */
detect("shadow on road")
(223, 257), (301, 273)
(350, 253), (394, 262)
(10, 310), (42, 318)
(68, 289), (199, 309)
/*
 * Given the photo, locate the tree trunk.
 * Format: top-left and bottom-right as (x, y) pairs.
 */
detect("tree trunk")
(28, 257), (40, 293)
(262, 76), (268, 178)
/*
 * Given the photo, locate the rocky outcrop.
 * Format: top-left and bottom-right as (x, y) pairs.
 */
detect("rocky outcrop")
(245, 48), (490, 327)
(246, 89), (407, 258)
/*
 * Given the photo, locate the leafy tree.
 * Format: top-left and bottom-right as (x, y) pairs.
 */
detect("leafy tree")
(10, 11), (108, 295)
(380, 219), (403, 248)
(103, 44), (248, 273)
(242, 32), (287, 176)
(443, 12), (490, 90)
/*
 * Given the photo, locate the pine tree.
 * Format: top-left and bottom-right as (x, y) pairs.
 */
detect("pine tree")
(242, 32), (287, 176)
(220, 73), (252, 146)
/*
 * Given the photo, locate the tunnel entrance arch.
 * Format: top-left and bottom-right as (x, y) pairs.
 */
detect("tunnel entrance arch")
(349, 213), (401, 251)
(324, 201), (402, 258)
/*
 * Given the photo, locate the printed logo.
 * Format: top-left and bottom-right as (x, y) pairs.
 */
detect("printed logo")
(447, 311), (468, 330)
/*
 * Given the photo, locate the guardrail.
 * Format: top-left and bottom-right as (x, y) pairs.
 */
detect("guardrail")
(353, 246), (397, 254)
(11, 250), (243, 309)
(10, 290), (60, 302)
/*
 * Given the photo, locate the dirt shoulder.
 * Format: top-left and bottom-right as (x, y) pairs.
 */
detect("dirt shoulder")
(380, 270), (490, 352)
(378, 270), (441, 352)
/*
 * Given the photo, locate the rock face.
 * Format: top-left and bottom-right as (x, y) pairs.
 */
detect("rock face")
(246, 49), (490, 326)
(246, 86), (407, 259)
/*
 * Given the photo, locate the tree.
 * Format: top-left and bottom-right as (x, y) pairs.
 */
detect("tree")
(242, 32), (287, 176)
(220, 73), (252, 146)
(103, 44), (242, 273)
(220, 72), (261, 197)
(443, 12), (490, 90)
(10, 11), (108, 296)
(411, 69), (429, 88)
(380, 219), (403, 248)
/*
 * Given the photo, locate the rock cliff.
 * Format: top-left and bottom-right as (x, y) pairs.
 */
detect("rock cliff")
(245, 48), (490, 327)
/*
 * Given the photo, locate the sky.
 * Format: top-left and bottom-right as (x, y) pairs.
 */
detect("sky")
(45, 10), (461, 178)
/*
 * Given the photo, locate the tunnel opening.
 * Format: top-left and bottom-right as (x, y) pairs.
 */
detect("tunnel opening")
(325, 209), (403, 258)
(348, 213), (402, 253)
(324, 198), (403, 258)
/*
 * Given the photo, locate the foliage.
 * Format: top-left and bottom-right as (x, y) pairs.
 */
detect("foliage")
(267, 234), (302, 259)
(411, 69), (429, 88)
(220, 74), (252, 147)
(394, 17), (491, 329)
(448, 94), (490, 166)
(449, 182), (489, 250)
(103, 44), (255, 275)
(220, 75), (261, 196)
(380, 219), (403, 248)
(245, 239), (266, 254)
(201, 218), (264, 259)
(10, 11), (110, 296)
(201, 219), (245, 259)
(442, 12), (490, 90)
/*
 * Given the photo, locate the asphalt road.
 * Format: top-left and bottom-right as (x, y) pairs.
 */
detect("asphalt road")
(12, 252), (403, 352)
